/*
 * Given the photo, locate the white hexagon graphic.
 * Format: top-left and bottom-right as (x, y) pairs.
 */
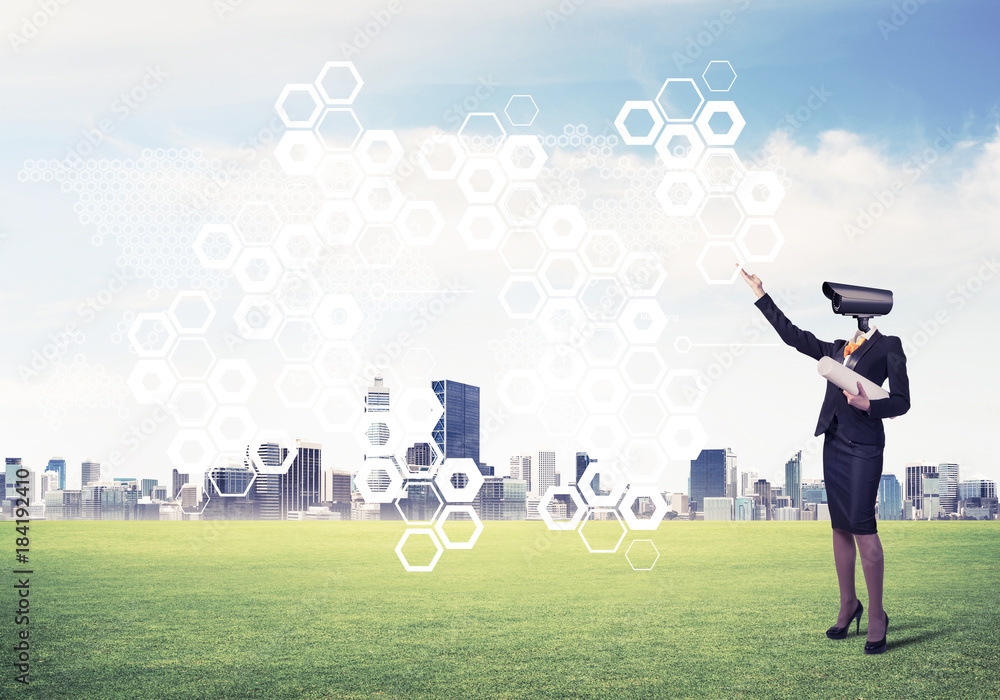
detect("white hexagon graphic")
(625, 540), (661, 571)
(539, 252), (587, 297)
(166, 383), (216, 427)
(416, 134), (466, 180)
(614, 101), (664, 146)
(661, 368), (708, 414)
(167, 429), (216, 474)
(457, 112), (507, 155)
(536, 297), (588, 344)
(355, 129), (404, 175)
(696, 242), (744, 285)
(621, 347), (668, 390)
(695, 101), (746, 146)
(397, 201), (445, 245)
(275, 224), (323, 270)
(357, 456), (405, 504)
(498, 276), (545, 319)
(275, 364), (323, 408)
(315, 294), (363, 339)
(315, 341), (362, 385)
(206, 456), (257, 499)
(395, 387), (444, 434)
(579, 368), (629, 414)
(500, 183), (545, 227)
(274, 130), (324, 176)
(206, 359), (257, 405)
(193, 224), (241, 270)
(578, 461), (628, 507)
(315, 108), (363, 151)
(128, 312), (177, 358)
(315, 61), (363, 104)
(435, 458), (485, 503)
(579, 229), (627, 273)
(458, 205), (507, 251)
(577, 415), (629, 456)
(167, 292), (215, 335)
(233, 296), (282, 340)
(314, 386), (363, 433)
(456, 157), (507, 204)
(736, 170), (786, 216)
(655, 171), (706, 217)
(654, 123), (706, 170)
(697, 148), (746, 192)
(498, 134), (547, 179)
(359, 411), (405, 458)
(233, 247), (283, 293)
(496, 368), (546, 414)
(661, 415), (709, 461)
(702, 61), (737, 92)
(434, 505), (484, 550)
(315, 199), (364, 246)
(618, 252), (667, 297)
(207, 406), (258, 452)
(539, 204), (587, 251)
(394, 480), (445, 526)
(578, 508), (627, 554)
(167, 337), (216, 381)
(355, 176), (404, 222)
(737, 219), (784, 263)
(504, 95), (539, 126)
(275, 83), (323, 128)
(619, 486), (669, 531)
(619, 298), (668, 345)
(538, 486), (586, 531)
(655, 78), (705, 122)
(538, 346), (587, 391)
(127, 359), (177, 405)
(395, 528), (444, 573)
(248, 430), (298, 475)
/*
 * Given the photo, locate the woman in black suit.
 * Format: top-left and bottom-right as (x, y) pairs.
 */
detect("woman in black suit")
(740, 269), (910, 654)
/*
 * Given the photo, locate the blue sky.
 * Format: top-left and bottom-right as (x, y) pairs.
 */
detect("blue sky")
(2, 0), (998, 494)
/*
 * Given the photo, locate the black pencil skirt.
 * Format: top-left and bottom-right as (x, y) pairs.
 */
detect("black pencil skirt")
(822, 419), (884, 535)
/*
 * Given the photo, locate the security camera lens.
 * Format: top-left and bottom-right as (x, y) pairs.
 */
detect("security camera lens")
(832, 293), (842, 311)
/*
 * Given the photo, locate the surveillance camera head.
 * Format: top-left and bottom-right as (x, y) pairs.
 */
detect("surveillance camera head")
(822, 281), (893, 332)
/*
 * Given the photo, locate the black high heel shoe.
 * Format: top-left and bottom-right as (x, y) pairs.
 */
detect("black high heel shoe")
(826, 601), (863, 639)
(864, 612), (889, 655)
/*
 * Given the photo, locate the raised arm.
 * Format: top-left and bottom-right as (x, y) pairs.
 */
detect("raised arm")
(740, 268), (836, 361)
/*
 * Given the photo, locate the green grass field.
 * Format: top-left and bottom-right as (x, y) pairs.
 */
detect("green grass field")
(7, 520), (999, 699)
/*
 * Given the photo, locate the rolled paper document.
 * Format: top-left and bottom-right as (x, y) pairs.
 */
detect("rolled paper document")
(817, 356), (890, 400)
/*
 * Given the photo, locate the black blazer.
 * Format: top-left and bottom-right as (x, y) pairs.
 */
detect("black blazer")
(754, 293), (910, 446)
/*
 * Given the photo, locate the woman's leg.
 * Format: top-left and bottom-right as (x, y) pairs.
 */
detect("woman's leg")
(855, 533), (886, 641)
(832, 527), (859, 625)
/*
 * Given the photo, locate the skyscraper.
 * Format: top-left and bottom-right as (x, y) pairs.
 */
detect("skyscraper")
(5, 458), (22, 500)
(905, 463), (937, 510)
(878, 474), (902, 521)
(937, 462), (959, 514)
(921, 473), (940, 519)
(754, 479), (772, 520)
(576, 452), (597, 492)
(365, 375), (391, 448)
(406, 443), (434, 469)
(536, 450), (556, 498)
(741, 471), (758, 496)
(432, 379), (484, 473)
(172, 468), (189, 499)
(280, 440), (323, 518)
(81, 460), (101, 487)
(689, 449), (729, 512)
(784, 451), (802, 509)
(959, 479), (996, 500)
(726, 449), (738, 499)
(510, 454), (530, 485)
(46, 458), (67, 490)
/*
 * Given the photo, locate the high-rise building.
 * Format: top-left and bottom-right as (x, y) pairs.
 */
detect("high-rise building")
(253, 473), (282, 520)
(172, 469), (190, 499)
(741, 471), (758, 496)
(365, 375), (391, 448)
(81, 460), (102, 487)
(405, 443), (435, 470)
(46, 458), (67, 490)
(754, 479), (772, 520)
(576, 452), (597, 491)
(669, 493), (688, 516)
(937, 462), (959, 514)
(140, 478), (158, 499)
(432, 379), (485, 473)
(6, 458), (23, 500)
(40, 471), (59, 497)
(475, 477), (527, 520)
(703, 497), (734, 521)
(726, 449), (738, 499)
(905, 462), (937, 509)
(203, 462), (255, 520)
(689, 449), (730, 512)
(44, 489), (82, 520)
(279, 440), (322, 519)
(510, 454), (530, 487)
(921, 474), (940, 519)
(537, 450), (556, 498)
(959, 479), (997, 500)
(734, 496), (756, 521)
(784, 451), (802, 509)
(878, 474), (903, 521)
(179, 483), (202, 511)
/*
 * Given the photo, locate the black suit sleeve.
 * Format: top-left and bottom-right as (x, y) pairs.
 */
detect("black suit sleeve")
(753, 293), (836, 361)
(867, 336), (911, 420)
